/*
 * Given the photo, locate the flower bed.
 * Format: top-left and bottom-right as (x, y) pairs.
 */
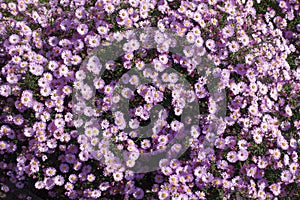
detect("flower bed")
(0, 0), (299, 199)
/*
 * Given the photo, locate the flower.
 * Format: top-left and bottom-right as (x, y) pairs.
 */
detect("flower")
(54, 175), (65, 186)
(227, 151), (238, 163)
(46, 167), (57, 177)
(113, 171), (123, 182)
(35, 181), (45, 189)
(253, 132), (263, 144)
(237, 149), (249, 161)
(205, 39), (215, 51)
(158, 190), (170, 200)
(269, 183), (281, 196)
(133, 188), (144, 199)
(77, 24), (88, 35)
(229, 41), (240, 53)
(0, 0), (299, 199)
(222, 25), (234, 38)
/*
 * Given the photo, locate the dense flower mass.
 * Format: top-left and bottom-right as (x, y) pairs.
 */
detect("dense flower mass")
(0, 0), (299, 199)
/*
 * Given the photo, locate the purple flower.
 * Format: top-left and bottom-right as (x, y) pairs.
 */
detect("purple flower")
(77, 24), (88, 35)
(113, 171), (123, 182)
(222, 25), (234, 38)
(34, 181), (44, 189)
(205, 39), (215, 51)
(158, 190), (170, 200)
(54, 175), (65, 186)
(64, 182), (74, 191)
(227, 151), (238, 163)
(59, 163), (70, 173)
(281, 170), (292, 183)
(133, 188), (144, 199)
(45, 167), (56, 177)
(269, 183), (281, 196)
(21, 90), (33, 107)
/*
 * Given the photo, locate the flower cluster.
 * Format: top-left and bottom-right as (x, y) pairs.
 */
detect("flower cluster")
(0, 0), (299, 199)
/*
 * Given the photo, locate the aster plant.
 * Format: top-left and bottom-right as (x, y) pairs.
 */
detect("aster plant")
(0, 0), (299, 199)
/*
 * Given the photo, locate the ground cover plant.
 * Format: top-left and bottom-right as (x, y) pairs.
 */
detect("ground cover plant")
(0, 0), (300, 199)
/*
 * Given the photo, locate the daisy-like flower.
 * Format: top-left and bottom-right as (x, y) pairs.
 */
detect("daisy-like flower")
(238, 139), (248, 149)
(253, 132), (263, 144)
(237, 149), (249, 161)
(0, 85), (11, 97)
(0, 141), (7, 151)
(215, 138), (226, 149)
(87, 35), (100, 48)
(154, 174), (164, 184)
(133, 188), (144, 199)
(71, 55), (82, 65)
(194, 36), (204, 47)
(168, 72), (178, 84)
(157, 54), (168, 65)
(75, 6), (85, 18)
(257, 156), (268, 169)
(169, 175), (179, 186)
(153, 59), (165, 72)
(68, 174), (78, 184)
(270, 148), (281, 160)
(289, 162), (298, 174)
(240, 35), (250, 46)
(93, 78), (105, 90)
(248, 104), (259, 116)
(119, 9), (128, 19)
(129, 39), (140, 51)
(205, 39), (215, 51)
(77, 24), (88, 35)
(9, 34), (20, 44)
(21, 90), (33, 107)
(186, 31), (195, 43)
(170, 120), (183, 132)
(113, 171), (123, 182)
(141, 139), (151, 149)
(285, 105), (293, 117)
(48, 60), (59, 71)
(229, 41), (240, 52)
(158, 135), (168, 145)
(45, 167), (57, 177)
(277, 137), (289, 150)
(258, 83), (268, 95)
(269, 183), (281, 196)
(87, 174), (95, 182)
(278, 0), (287, 9)
(54, 175), (65, 186)
(227, 151), (238, 163)
(158, 190), (170, 200)
(136, 60), (145, 70)
(35, 181), (45, 189)
(175, 194), (189, 200)
(281, 169), (292, 183)
(58, 65), (69, 77)
(222, 25), (234, 38)
(245, 54), (254, 65)
(90, 189), (101, 198)
(64, 182), (74, 191)
(75, 70), (86, 81)
(129, 74), (139, 85)
(194, 166), (207, 178)
(29, 63), (44, 76)
(246, 165), (257, 177)
(99, 182), (110, 191)
(104, 3), (115, 14)
(40, 87), (52, 97)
